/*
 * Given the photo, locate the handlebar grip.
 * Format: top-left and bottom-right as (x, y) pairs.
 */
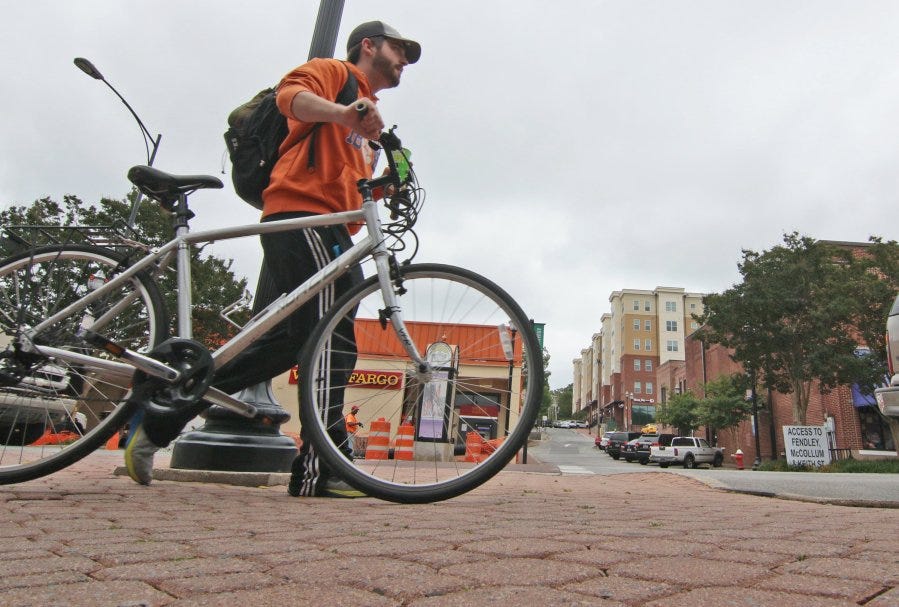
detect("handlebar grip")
(355, 102), (368, 118)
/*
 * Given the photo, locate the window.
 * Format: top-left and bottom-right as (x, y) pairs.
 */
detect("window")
(631, 405), (656, 425)
(665, 301), (677, 312)
(667, 340), (679, 352)
(691, 321), (699, 330)
(645, 360), (653, 371)
(633, 300), (639, 311)
(644, 319), (651, 331)
(646, 382), (654, 395)
(634, 359), (641, 371)
(634, 381), (642, 393)
(633, 319), (640, 330)
(666, 320), (678, 332)
(644, 301), (651, 312)
(690, 303), (696, 310)
(645, 339), (652, 351)
(633, 339), (641, 351)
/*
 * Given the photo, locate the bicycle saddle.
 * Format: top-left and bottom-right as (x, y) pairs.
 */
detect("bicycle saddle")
(127, 165), (223, 208)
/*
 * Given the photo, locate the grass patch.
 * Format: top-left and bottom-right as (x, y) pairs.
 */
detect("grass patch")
(757, 458), (899, 473)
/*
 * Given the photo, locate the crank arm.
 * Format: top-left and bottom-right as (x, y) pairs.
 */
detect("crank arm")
(203, 387), (259, 418)
(83, 330), (181, 383)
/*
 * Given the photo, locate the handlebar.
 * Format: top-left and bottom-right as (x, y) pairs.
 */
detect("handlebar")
(359, 125), (411, 194)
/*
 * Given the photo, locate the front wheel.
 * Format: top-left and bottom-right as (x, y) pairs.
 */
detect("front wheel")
(713, 453), (724, 468)
(0, 244), (167, 484)
(299, 263), (543, 503)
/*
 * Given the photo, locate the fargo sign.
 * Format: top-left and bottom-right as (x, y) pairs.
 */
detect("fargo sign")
(347, 370), (404, 390)
(288, 368), (403, 390)
(782, 425), (831, 467)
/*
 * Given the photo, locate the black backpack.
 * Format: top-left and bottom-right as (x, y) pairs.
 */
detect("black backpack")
(224, 63), (359, 209)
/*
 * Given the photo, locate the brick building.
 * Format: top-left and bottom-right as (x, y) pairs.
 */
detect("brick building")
(684, 334), (895, 463)
(575, 278), (897, 461)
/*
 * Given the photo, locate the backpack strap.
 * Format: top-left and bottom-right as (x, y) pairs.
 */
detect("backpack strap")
(306, 62), (360, 170)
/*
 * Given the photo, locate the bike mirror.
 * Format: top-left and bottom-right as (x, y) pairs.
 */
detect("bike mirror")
(74, 57), (104, 80)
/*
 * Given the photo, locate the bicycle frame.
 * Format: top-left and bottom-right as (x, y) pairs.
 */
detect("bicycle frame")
(20, 185), (427, 420)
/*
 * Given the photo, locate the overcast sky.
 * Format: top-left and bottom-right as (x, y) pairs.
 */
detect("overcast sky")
(3, 1), (899, 390)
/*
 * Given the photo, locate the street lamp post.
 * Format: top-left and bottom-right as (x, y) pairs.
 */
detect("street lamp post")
(500, 322), (525, 463)
(73, 57), (161, 228)
(624, 392), (633, 431)
(171, 0), (346, 472)
(749, 368), (762, 469)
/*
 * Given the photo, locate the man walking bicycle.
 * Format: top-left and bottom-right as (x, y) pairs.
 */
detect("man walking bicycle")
(125, 21), (421, 498)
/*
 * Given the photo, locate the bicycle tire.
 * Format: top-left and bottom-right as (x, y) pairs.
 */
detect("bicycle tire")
(0, 244), (167, 484)
(299, 263), (543, 503)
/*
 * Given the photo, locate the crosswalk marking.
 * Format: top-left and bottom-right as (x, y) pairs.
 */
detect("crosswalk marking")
(558, 465), (595, 475)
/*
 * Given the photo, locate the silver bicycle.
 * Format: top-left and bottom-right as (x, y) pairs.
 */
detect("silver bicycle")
(0, 128), (543, 503)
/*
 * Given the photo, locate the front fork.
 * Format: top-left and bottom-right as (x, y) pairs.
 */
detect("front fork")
(358, 193), (430, 380)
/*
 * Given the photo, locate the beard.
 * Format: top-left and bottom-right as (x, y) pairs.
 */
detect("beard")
(372, 51), (401, 88)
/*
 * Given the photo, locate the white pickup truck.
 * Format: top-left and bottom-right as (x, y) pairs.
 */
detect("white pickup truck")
(650, 436), (724, 469)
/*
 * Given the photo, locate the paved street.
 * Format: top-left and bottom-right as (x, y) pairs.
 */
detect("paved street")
(0, 448), (897, 606)
(532, 428), (899, 507)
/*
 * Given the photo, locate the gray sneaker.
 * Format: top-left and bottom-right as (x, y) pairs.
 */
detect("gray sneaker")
(124, 420), (158, 485)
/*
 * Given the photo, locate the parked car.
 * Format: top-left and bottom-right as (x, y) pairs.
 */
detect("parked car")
(0, 362), (78, 446)
(605, 431), (642, 459)
(595, 432), (613, 450)
(875, 292), (899, 418)
(624, 433), (675, 464)
(574, 421), (588, 429)
(621, 438), (642, 462)
(650, 436), (724, 468)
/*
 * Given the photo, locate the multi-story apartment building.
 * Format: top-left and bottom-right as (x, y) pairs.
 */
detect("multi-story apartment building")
(573, 286), (704, 431)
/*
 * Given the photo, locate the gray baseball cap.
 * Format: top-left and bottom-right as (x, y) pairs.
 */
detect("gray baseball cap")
(347, 20), (421, 64)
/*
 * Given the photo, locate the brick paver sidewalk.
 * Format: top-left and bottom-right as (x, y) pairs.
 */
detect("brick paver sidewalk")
(0, 450), (896, 606)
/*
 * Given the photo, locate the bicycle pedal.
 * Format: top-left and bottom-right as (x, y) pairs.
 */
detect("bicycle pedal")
(82, 329), (127, 356)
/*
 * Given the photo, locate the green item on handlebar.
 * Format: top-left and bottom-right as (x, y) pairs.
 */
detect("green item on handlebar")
(391, 148), (411, 183)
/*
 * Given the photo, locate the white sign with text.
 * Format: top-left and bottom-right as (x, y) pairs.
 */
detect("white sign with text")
(782, 425), (831, 467)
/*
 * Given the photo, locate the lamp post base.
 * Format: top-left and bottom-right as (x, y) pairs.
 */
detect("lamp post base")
(170, 382), (297, 472)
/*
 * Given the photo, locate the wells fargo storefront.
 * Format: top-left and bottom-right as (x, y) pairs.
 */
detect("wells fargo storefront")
(270, 318), (524, 459)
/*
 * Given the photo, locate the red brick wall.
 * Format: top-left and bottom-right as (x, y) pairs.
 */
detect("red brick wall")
(682, 333), (867, 462)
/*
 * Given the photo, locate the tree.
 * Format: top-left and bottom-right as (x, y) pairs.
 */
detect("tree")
(656, 392), (701, 435)
(552, 383), (573, 421)
(697, 374), (753, 449)
(697, 233), (869, 424)
(1, 193), (252, 349)
(846, 237), (899, 451)
(541, 348), (553, 414)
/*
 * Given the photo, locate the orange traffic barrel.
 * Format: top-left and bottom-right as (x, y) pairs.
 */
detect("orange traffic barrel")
(394, 423), (415, 460)
(464, 431), (484, 463)
(365, 418), (391, 460)
(105, 431), (121, 450)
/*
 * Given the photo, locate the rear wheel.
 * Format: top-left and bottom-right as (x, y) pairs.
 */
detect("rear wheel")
(0, 245), (166, 484)
(299, 263), (543, 503)
(683, 454), (696, 469)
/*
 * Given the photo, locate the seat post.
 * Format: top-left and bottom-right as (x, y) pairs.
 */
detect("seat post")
(173, 192), (195, 339)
